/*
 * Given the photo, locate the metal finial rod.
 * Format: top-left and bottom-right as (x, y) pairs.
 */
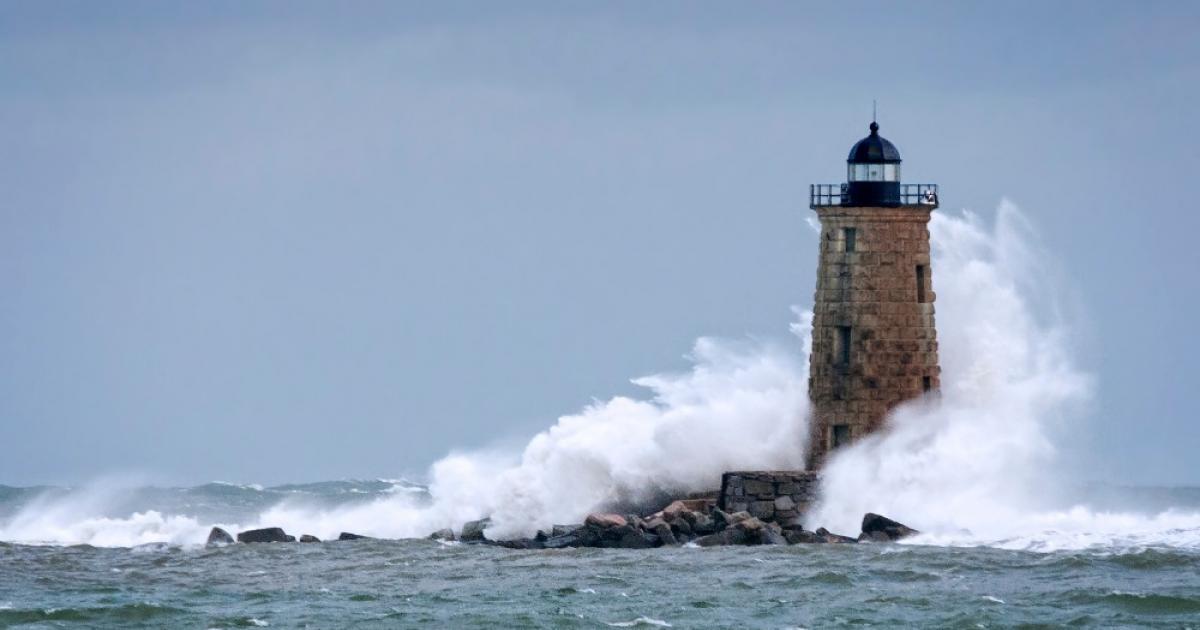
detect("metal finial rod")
(873, 100), (876, 123)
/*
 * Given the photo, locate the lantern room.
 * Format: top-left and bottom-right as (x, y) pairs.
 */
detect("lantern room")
(809, 121), (937, 209)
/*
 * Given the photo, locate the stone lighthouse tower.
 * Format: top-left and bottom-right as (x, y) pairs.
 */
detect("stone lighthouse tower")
(806, 121), (941, 469)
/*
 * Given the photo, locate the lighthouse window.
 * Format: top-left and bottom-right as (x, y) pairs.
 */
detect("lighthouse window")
(867, 164), (883, 181)
(916, 265), (927, 303)
(884, 163), (899, 181)
(832, 424), (851, 449)
(837, 326), (852, 366)
(843, 228), (857, 252)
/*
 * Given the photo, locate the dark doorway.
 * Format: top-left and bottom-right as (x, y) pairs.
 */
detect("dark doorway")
(832, 424), (851, 449)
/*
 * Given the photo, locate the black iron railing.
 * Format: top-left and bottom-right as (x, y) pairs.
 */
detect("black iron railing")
(809, 183), (939, 208)
(900, 184), (939, 206)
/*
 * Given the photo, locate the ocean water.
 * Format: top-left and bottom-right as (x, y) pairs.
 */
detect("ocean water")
(2, 481), (1200, 629)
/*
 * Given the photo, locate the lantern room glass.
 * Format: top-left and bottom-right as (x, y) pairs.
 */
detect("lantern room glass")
(848, 163), (900, 182)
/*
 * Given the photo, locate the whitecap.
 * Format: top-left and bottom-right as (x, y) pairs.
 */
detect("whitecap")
(607, 617), (672, 628)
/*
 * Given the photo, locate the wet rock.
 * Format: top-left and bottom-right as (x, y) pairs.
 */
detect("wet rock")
(460, 518), (491, 543)
(670, 518), (693, 538)
(338, 532), (370, 541)
(543, 526), (590, 549)
(491, 538), (544, 550)
(590, 525), (643, 549)
(814, 527), (858, 544)
(428, 528), (456, 542)
(759, 526), (788, 546)
(653, 523), (678, 546)
(694, 527), (748, 547)
(690, 513), (717, 535)
(299, 534), (321, 543)
(237, 527), (294, 543)
(206, 527), (234, 546)
(610, 527), (659, 549)
(785, 529), (823, 544)
(778, 515), (805, 531)
(643, 517), (668, 531)
(584, 513), (627, 529)
(860, 513), (919, 542)
(710, 508), (733, 530)
(551, 524), (582, 538)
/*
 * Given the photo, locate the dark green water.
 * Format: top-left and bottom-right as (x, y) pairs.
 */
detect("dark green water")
(3, 539), (1199, 629)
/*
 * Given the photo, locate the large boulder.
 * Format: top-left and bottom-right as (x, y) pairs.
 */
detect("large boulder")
(690, 513), (717, 535)
(460, 518), (491, 542)
(584, 513), (627, 529)
(709, 507), (734, 530)
(551, 524), (581, 538)
(299, 534), (321, 543)
(860, 513), (919, 542)
(785, 529), (823, 544)
(592, 524), (658, 549)
(814, 527), (858, 544)
(692, 516), (783, 546)
(653, 523), (678, 546)
(733, 516), (786, 545)
(237, 527), (295, 543)
(206, 527), (234, 546)
(694, 527), (747, 547)
(758, 522), (788, 546)
(581, 513), (660, 549)
(338, 532), (370, 541)
(543, 525), (591, 549)
(490, 538), (544, 550)
(428, 528), (456, 542)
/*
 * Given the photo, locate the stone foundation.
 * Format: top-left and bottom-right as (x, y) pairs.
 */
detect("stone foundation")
(718, 471), (820, 524)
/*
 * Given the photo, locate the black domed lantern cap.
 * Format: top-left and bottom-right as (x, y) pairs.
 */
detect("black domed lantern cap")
(845, 121), (902, 206)
(847, 122), (901, 164)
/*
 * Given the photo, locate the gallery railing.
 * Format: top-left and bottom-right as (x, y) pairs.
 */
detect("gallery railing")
(809, 183), (939, 208)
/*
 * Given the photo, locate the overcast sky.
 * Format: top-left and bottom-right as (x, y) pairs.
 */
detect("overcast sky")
(2, 1), (1197, 486)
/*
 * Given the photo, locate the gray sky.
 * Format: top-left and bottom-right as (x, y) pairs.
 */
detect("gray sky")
(2, 1), (1197, 486)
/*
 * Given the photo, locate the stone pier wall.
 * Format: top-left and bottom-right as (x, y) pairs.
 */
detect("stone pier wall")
(718, 471), (820, 525)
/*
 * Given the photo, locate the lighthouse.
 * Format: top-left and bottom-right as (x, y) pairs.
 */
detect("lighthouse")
(805, 121), (941, 470)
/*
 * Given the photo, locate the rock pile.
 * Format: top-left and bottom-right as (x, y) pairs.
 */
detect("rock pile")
(205, 526), (367, 547)
(446, 504), (917, 549)
(202, 510), (918, 549)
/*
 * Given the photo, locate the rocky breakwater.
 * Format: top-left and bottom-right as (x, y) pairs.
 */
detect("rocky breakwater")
(200, 509), (918, 550)
(205, 526), (372, 547)
(452, 503), (919, 549)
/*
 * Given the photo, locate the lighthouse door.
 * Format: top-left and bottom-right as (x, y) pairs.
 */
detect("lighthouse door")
(831, 424), (851, 449)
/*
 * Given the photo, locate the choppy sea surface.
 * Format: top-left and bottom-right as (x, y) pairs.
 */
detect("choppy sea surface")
(2, 481), (1199, 629)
